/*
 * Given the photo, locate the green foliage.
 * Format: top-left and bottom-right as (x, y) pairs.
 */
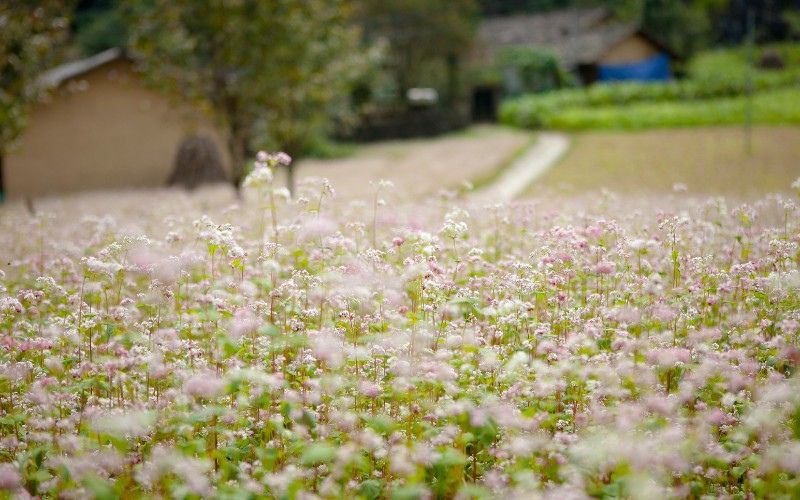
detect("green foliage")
(641, 0), (728, 57)
(505, 87), (800, 130)
(127, 0), (367, 182)
(785, 9), (800, 39)
(488, 46), (575, 94)
(500, 73), (800, 128)
(500, 42), (800, 130)
(479, 0), (634, 17)
(73, 0), (127, 55)
(0, 2), (73, 155)
(302, 135), (358, 160)
(356, 0), (479, 101)
(690, 43), (800, 79)
(299, 443), (336, 466)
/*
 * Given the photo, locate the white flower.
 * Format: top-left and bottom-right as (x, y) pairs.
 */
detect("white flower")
(243, 165), (273, 187)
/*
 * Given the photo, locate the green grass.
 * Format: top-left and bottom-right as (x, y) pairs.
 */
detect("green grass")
(501, 86), (800, 131)
(689, 42), (800, 80)
(303, 136), (359, 159)
(523, 126), (800, 196)
(543, 87), (800, 130)
(500, 73), (800, 128)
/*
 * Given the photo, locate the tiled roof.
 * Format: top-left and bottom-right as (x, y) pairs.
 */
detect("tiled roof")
(478, 8), (643, 66)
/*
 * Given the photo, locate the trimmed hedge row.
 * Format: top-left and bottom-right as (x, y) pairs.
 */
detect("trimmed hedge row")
(499, 71), (800, 128)
(506, 87), (800, 130)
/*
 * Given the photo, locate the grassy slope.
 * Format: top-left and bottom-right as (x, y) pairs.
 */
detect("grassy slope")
(524, 126), (800, 197)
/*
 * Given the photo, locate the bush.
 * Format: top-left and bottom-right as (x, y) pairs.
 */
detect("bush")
(493, 46), (576, 94)
(499, 74), (800, 129)
(516, 88), (800, 130)
(499, 43), (800, 130)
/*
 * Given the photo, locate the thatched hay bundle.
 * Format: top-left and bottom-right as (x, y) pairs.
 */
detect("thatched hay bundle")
(168, 135), (228, 189)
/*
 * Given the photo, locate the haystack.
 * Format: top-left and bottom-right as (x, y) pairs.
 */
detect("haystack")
(168, 135), (229, 189)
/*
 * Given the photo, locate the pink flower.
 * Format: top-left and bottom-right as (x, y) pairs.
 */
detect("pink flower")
(230, 308), (259, 339)
(652, 304), (677, 323)
(0, 463), (21, 491)
(646, 347), (691, 367)
(311, 331), (345, 368)
(359, 381), (381, 398)
(593, 261), (616, 275)
(184, 373), (225, 399)
(274, 152), (292, 165)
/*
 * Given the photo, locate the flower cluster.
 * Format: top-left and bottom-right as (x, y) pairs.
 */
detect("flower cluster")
(0, 170), (799, 498)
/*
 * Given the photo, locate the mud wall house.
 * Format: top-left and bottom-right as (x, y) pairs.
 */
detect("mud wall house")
(3, 48), (230, 199)
(472, 8), (677, 120)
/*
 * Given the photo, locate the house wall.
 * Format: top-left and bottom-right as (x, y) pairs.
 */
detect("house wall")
(5, 59), (230, 198)
(598, 34), (661, 65)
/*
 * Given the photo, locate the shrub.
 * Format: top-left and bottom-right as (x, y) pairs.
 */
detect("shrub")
(539, 88), (800, 130)
(499, 43), (800, 130)
(499, 75), (800, 129)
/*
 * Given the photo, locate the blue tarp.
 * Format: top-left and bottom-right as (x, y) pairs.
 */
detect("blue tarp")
(598, 53), (671, 82)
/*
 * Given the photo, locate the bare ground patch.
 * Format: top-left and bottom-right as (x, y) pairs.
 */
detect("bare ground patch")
(276, 125), (532, 200)
(526, 126), (800, 197)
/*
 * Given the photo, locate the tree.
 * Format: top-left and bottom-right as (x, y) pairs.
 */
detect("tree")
(73, 0), (128, 55)
(639, 0), (730, 57)
(127, 0), (365, 192)
(717, 0), (797, 44)
(356, 0), (479, 105)
(0, 1), (72, 201)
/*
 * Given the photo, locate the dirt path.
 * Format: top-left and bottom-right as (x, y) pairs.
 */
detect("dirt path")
(278, 125), (531, 200)
(472, 132), (570, 203)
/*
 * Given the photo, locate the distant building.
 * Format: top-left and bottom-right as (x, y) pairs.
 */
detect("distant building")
(472, 8), (678, 120)
(4, 48), (230, 198)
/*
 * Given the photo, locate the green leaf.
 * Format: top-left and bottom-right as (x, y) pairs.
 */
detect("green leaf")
(475, 419), (499, 446)
(391, 484), (428, 500)
(457, 484), (492, 499)
(82, 474), (118, 500)
(359, 479), (383, 500)
(435, 448), (466, 468)
(300, 443), (336, 466)
(363, 414), (396, 436)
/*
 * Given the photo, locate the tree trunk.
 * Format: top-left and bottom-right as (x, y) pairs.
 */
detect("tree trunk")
(223, 93), (250, 189)
(446, 53), (460, 105)
(0, 153), (5, 203)
(228, 126), (248, 188)
(286, 163), (295, 199)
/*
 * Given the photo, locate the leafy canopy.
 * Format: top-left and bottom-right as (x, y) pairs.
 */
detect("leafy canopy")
(0, 2), (72, 155)
(127, 0), (366, 182)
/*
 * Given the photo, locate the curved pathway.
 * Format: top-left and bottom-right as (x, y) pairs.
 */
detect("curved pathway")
(473, 132), (570, 203)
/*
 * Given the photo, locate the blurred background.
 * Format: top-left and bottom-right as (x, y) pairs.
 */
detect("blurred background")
(2, 0), (800, 202)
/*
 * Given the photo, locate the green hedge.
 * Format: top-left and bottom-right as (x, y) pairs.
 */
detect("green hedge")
(514, 87), (800, 130)
(499, 71), (800, 128)
(499, 43), (800, 130)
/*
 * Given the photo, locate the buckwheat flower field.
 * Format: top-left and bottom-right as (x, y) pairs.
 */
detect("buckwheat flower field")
(1, 156), (799, 499)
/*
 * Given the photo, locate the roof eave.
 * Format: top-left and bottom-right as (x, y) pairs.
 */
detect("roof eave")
(37, 47), (127, 89)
